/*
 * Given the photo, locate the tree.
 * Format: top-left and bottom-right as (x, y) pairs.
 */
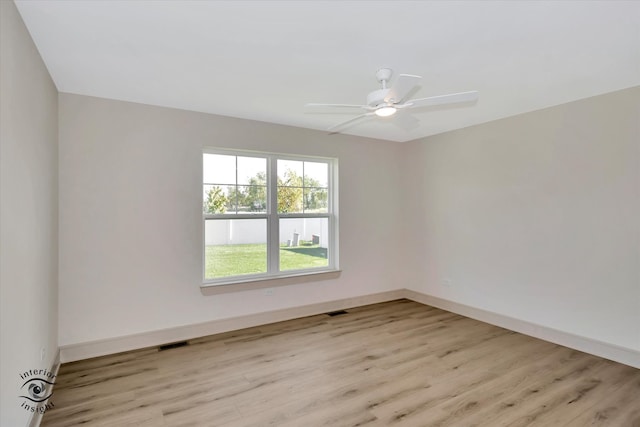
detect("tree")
(226, 186), (243, 212)
(245, 172), (267, 212)
(209, 169), (324, 214)
(204, 186), (228, 214)
(303, 175), (328, 212)
(277, 169), (303, 213)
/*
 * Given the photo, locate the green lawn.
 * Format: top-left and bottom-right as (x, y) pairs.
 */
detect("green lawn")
(205, 243), (328, 279)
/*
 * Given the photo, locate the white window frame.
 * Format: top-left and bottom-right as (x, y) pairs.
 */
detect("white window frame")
(202, 148), (339, 287)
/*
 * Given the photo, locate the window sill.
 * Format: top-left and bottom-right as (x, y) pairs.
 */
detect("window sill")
(200, 269), (342, 295)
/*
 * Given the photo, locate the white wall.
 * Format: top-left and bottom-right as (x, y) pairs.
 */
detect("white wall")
(58, 93), (405, 347)
(402, 87), (640, 351)
(0, 1), (59, 425)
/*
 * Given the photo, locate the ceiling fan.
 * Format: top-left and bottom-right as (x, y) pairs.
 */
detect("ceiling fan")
(305, 68), (479, 133)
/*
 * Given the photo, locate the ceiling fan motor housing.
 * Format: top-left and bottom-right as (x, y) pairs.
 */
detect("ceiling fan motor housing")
(375, 68), (393, 83)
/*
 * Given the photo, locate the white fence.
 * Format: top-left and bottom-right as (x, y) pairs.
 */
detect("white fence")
(205, 218), (328, 247)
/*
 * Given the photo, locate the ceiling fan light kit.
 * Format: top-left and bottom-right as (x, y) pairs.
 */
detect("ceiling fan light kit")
(375, 106), (397, 117)
(305, 68), (479, 134)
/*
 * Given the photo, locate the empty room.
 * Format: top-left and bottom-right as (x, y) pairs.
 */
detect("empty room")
(1, 1), (639, 426)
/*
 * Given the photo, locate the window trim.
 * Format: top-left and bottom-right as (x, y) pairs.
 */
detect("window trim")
(202, 148), (339, 288)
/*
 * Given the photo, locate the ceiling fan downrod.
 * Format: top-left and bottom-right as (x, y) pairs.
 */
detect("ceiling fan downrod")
(376, 68), (393, 90)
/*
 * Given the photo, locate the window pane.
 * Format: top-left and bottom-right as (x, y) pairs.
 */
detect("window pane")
(203, 154), (236, 185)
(304, 187), (328, 213)
(204, 219), (267, 279)
(237, 185), (267, 213)
(237, 156), (266, 186)
(303, 161), (328, 188)
(279, 218), (329, 271)
(203, 184), (234, 214)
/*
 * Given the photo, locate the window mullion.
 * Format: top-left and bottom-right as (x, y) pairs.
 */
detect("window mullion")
(267, 156), (279, 274)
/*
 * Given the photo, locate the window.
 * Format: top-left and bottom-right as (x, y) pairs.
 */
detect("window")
(203, 149), (338, 284)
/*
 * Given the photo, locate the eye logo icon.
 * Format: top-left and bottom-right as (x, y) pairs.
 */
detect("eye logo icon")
(19, 368), (56, 413)
(20, 377), (54, 403)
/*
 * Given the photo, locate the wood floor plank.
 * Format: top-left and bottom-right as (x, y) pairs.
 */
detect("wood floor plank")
(42, 300), (640, 426)
(565, 373), (640, 426)
(403, 346), (597, 427)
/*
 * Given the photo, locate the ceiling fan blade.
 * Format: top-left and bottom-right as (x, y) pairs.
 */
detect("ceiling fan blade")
(305, 103), (369, 110)
(392, 113), (420, 131)
(406, 91), (479, 108)
(327, 112), (375, 134)
(385, 74), (422, 104)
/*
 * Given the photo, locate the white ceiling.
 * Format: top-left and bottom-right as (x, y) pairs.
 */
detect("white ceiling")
(15, 1), (640, 142)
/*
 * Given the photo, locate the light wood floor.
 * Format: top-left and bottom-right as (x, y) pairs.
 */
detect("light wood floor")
(42, 300), (640, 426)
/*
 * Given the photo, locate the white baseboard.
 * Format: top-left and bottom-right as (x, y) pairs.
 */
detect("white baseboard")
(59, 290), (405, 363)
(59, 289), (640, 370)
(404, 289), (640, 369)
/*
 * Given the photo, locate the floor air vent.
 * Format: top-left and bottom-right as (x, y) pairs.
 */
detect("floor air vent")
(326, 310), (348, 317)
(159, 341), (188, 351)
